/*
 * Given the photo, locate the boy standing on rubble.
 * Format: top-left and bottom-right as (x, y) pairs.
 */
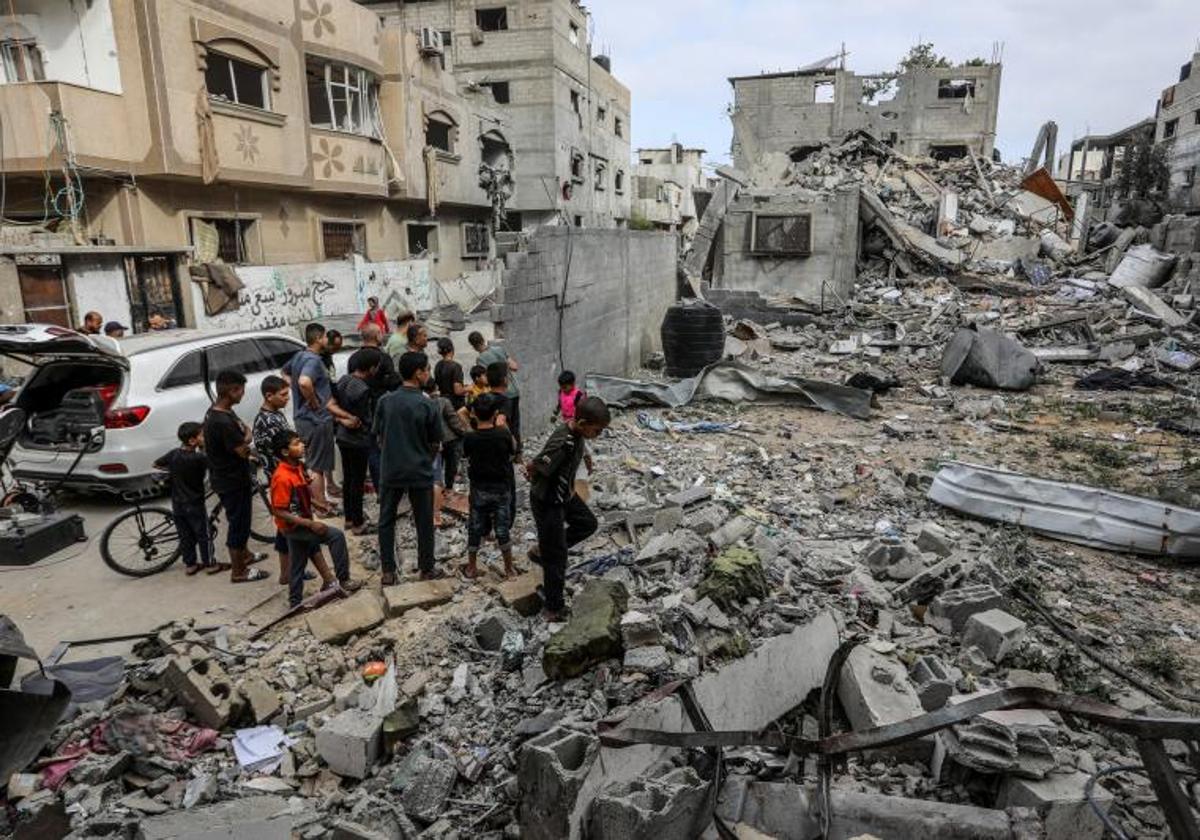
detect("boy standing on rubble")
(525, 396), (610, 621)
(462, 393), (517, 580)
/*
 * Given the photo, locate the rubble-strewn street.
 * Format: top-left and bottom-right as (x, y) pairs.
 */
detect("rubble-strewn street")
(4, 2), (1200, 838)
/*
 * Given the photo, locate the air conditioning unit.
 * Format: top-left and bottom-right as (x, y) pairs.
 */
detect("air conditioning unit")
(419, 28), (444, 56)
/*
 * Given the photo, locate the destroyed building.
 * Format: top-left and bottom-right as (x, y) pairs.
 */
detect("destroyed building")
(0, 0), (512, 330)
(728, 57), (1003, 170)
(364, 0), (633, 230)
(1155, 49), (1200, 213)
(1056, 119), (1154, 201)
(632, 144), (706, 234)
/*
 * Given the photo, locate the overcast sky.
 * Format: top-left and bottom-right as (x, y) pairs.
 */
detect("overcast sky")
(589, 0), (1200, 167)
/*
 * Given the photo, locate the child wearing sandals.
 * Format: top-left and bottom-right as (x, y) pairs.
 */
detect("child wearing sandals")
(462, 393), (517, 579)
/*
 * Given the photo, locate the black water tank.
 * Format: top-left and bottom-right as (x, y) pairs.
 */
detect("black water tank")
(661, 300), (725, 379)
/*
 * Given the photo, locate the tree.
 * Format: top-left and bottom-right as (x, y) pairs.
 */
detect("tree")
(1119, 137), (1170, 199)
(898, 42), (952, 71)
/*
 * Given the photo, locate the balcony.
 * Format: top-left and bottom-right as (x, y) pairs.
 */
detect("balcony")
(0, 81), (144, 174)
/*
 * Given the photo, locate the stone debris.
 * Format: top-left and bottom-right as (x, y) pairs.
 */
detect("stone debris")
(962, 608), (1028, 663)
(306, 591), (386, 644)
(542, 579), (629, 679)
(316, 708), (383, 780)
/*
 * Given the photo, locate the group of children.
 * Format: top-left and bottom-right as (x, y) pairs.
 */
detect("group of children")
(153, 332), (608, 621)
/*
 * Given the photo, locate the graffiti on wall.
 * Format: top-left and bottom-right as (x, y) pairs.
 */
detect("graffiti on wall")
(192, 257), (434, 332)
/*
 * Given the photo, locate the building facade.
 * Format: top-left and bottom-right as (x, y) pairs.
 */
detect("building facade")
(362, 0), (632, 229)
(1156, 51), (1200, 213)
(729, 62), (1002, 170)
(632, 145), (705, 234)
(0, 0), (509, 331)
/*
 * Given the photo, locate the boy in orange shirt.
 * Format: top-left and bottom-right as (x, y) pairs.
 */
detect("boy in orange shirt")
(269, 429), (359, 608)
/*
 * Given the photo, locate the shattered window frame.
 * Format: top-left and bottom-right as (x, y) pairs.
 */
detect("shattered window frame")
(306, 57), (381, 138)
(189, 216), (256, 265)
(813, 78), (836, 104)
(462, 221), (490, 257)
(1164, 118), (1179, 140)
(204, 51), (270, 111)
(425, 111), (457, 154)
(937, 78), (976, 100)
(569, 150), (585, 183)
(476, 7), (508, 32)
(1, 38), (44, 83)
(750, 212), (813, 257)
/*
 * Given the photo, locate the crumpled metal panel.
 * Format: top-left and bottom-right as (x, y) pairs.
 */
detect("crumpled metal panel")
(928, 461), (1200, 558)
(585, 361), (873, 419)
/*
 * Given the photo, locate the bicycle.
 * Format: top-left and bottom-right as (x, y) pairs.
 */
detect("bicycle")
(100, 476), (276, 577)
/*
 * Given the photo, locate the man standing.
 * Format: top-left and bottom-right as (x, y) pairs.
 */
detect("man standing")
(375, 352), (441, 585)
(283, 323), (358, 515)
(204, 369), (269, 583)
(79, 311), (103, 335)
(469, 331), (521, 449)
(385, 309), (416, 359)
(357, 296), (390, 334)
(350, 323), (398, 490)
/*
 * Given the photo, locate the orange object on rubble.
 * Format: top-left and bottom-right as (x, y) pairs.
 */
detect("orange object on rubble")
(362, 661), (387, 682)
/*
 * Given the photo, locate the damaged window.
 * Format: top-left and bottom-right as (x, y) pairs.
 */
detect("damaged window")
(306, 58), (380, 137)
(937, 78), (976, 100)
(569, 150), (584, 182)
(614, 169), (625, 193)
(481, 81), (510, 104)
(568, 22), (580, 47)
(1185, 167), (1196, 187)
(750, 213), (812, 257)
(861, 77), (898, 105)
(205, 52), (269, 110)
(813, 79), (835, 104)
(476, 8), (508, 31)
(0, 39), (43, 83)
(597, 101), (607, 123)
(929, 144), (969, 161)
(594, 160), (607, 191)
(1164, 119), (1179, 140)
(462, 222), (490, 257)
(426, 112), (456, 153)
(190, 217), (254, 265)
(407, 223), (439, 257)
(615, 116), (624, 138)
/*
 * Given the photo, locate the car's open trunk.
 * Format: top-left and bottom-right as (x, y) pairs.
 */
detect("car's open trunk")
(16, 361), (123, 450)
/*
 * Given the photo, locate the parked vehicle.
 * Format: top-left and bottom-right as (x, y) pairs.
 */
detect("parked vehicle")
(0, 325), (306, 494)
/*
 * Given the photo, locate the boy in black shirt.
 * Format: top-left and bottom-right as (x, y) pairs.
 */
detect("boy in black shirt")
(526, 396), (610, 621)
(462, 394), (516, 579)
(204, 369), (269, 583)
(153, 422), (212, 576)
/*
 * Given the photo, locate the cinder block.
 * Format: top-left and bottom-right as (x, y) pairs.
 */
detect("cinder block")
(926, 584), (1003, 634)
(998, 771), (1113, 840)
(838, 646), (932, 761)
(316, 709), (382, 780)
(963, 609), (1027, 663)
(910, 655), (956, 711)
(588, 766), (710, 840)
(518, 728), (600, 840)
(163, 654), (235, 729)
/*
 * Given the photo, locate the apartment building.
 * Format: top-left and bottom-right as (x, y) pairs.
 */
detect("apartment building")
(361, 0), (632, 229)
(0, 0), (508, 331)
(631, 144), (705, 234)
(1156, 51), (1200, 213)
(729, 61), (1002, 170)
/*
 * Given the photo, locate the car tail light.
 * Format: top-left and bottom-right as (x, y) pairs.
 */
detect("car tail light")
(94, 383), (119, 407)
(104, 406), (150, 429)
(99, 463), (129, 474)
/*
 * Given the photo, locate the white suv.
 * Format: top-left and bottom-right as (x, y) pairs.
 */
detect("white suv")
(0, 325), (306, 494)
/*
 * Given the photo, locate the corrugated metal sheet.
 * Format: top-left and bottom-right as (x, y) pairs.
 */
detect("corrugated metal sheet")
(928, 461), (1200, 558)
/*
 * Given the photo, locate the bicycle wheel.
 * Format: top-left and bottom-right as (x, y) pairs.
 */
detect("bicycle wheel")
(101, 506), (182, 577)
(250, 482), (275, 545)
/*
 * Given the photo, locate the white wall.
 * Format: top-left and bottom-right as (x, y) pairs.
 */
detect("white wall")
(192, 257), (435, 332)
(3, 0), (122, 93)
(68, 255), (132, 329)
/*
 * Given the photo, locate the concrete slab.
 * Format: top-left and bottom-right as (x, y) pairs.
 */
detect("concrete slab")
(306, 592), (386, 644)
(382, 579), (457, 618)
(138, 795), (301, 840)
(491, 571), (543, 616)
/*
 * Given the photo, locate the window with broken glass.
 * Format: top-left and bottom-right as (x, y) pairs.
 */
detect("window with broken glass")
(750, 213), (813, 257)
(937, 79), (976, 100)
(1, 39), (43, 83)
(205, 52), (269, 110)
(306, 58), (380, 137)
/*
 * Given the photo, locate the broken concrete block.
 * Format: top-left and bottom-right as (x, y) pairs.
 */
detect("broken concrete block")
(709, 515), (756, 549)
(316, 708), (382, 780)
(635, 529), (706, 566)
(683, 504), (727, 536)
(937, 696), (1058, 780)
(664, 485), (713, 508)
(163, 654), (236, 729)
(838, 646), (930, 761)
(588, 766), (711, 840)
(139, 796), (298, 840)
(695, 547), (767, 609)
(623, 645), (671, 675)
(998, 771), (1113, 840)
(400, 757), (457, 823)
(652, 506), (683, 535)
(307, 591), (385, 644)
(240, 677), (282, 724)
(543, 579), (629, 680)
(915, 522), (953, 556)
(382, 579), (456, 618)
(620, 610), (662, 649)
(493, 571), (543, 616)
(926, 584), (1003, 634)
(518, 728), (600, 840)
(910, 655), (956, 711)
(69, 751), (131, 785)
(474, 609), (520, 651)
(1122, 285), (1188, 328)
(962, 609), (1027, 663)
(862, 536), (907, 576)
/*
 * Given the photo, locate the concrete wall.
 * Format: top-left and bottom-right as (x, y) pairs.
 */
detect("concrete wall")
(3, 0), (122, 93)
(493, 228), (678, 435)
(1157, 53), (1200, 212)
(192, 256), (436, 332)
(68, 256), (133, 330)
(730, 63), (1002, 168)
(719, 186), (859, 309)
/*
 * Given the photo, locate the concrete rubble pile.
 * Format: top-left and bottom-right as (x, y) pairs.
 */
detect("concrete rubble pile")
(6, 135), (1200, 840)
